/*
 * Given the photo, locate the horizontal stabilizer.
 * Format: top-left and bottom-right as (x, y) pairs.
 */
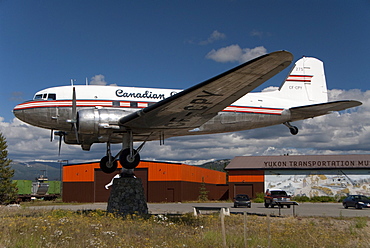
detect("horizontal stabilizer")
(290, 100), (362, 121)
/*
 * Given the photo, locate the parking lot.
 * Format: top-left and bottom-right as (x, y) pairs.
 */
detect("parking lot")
(28, 202), (370, 217)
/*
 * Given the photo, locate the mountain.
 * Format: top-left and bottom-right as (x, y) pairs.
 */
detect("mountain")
(10, 161), (64, 181)
(196, 159), (231, 172)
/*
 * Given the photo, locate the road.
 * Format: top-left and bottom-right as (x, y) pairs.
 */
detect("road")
(28, 202), (370, 217)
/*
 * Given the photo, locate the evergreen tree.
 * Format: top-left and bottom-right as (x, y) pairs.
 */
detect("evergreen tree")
(198, 177), (209, 201)
(0, 132), (17, 204)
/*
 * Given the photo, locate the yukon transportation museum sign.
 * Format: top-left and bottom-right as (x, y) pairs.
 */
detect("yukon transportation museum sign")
(226, 154), (370, 170)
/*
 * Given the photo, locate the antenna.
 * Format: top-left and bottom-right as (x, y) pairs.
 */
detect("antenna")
(86, 77), (88, 85)
(70, 79), (75, 86)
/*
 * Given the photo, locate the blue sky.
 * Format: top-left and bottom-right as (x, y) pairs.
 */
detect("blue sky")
(1, 1), (370, 164)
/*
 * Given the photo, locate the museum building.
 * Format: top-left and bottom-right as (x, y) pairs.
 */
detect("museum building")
(62, 154), (370, 203)
(226, 154), (370, 199)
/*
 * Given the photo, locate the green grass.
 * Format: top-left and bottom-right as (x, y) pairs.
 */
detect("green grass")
(0, 207), (369, 247)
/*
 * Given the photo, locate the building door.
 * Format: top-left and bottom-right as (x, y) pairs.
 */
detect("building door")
(234, 184), (253, 197)
(166, 188), (175, 202)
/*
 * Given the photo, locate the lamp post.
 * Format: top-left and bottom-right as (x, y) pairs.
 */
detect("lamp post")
(58, 160), (68, 197)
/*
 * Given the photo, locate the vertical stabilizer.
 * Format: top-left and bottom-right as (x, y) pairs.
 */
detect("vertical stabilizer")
(279, 57), (328, 103)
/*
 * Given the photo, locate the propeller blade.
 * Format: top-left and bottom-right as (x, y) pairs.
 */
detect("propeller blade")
(50, 129), (54, 142)
(73, 122), (80, 144)
(54, 131), (65, 156)
(72, 87), (77, 120)
(58, 135), (62, 156)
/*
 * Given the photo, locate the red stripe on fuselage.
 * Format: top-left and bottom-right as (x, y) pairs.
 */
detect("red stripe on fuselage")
(14, 100), (284, 115)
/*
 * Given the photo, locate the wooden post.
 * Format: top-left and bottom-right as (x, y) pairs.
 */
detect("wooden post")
(220, 210), (227, 248)
(244, 211), (248, 248)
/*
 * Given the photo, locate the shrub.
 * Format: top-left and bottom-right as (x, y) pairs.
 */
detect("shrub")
(252, 192), (264, 203)
(310, 195), (336, 202)
(292, 195), (310, 202)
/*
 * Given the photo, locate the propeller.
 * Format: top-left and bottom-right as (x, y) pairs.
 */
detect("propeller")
(67, 87), (80, 143)
(53, 86), (80, 156)
(54, 131), (66, 156)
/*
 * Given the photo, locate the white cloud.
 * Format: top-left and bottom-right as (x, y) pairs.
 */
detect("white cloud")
(90, 74), (107, 85)
(1, 88), (367, 165)
(199, 30), (226, 45)
(187, 30), (226, 45)
(206, 45), (267, 63)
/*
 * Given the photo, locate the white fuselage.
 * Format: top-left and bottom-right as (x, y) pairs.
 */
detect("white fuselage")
(14, 85), (304, 144)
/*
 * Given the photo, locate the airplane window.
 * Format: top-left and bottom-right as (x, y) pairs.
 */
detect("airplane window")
(34, 94), (43, 100)
(112, 101), (120, 107)
(43, 94), (47, 99)
(47, 93), (56, 100)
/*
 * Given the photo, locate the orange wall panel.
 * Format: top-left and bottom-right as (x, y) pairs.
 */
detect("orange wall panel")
(148, 162), (182, 181)
(64, 160), (226, 185)
(182, 165), (226, 184)
(63, 163), (98, 182)
(229, 174), (264, 183)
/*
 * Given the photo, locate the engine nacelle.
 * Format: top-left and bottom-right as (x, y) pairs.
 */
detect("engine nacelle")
(77, 108), (129, 134)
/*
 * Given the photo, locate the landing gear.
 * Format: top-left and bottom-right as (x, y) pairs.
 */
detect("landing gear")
(99, 131), (146, 173)
(283, 122), (299, 135)
(100, 156), (118, 173)
(119, 148), (140, 169)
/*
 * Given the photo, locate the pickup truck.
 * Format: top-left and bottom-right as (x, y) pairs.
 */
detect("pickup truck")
(264, 189), (292, 208)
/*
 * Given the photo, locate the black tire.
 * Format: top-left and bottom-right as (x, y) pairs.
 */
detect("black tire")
(264, 202), (269, 208)
(287, 205), (291, 208)
(343, 203), (348, 209)
(355, 203), (363, 209)
(119, 148), (140, 169)
(100, 156), (118, 174)
(234, 204), (237, 208)
(290, 126), (299, 135)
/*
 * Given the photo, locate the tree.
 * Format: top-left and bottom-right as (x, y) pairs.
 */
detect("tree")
(198, 177), (209, 202)
(0, 132), (17, 204)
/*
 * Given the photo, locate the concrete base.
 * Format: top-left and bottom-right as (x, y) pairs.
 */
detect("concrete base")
(107, 176), (148, 216)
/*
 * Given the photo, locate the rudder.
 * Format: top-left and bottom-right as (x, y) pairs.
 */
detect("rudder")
(279, 57), (328, 103)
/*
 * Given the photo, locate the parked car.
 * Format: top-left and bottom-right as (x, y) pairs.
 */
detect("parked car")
(233, 194), (251, 208)
(343, 195), (370, 209)
(264, 189), (291, 208)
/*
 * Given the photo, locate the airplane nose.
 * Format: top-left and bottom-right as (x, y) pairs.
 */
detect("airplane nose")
(13, 106), (24, 121)
(13, 102), (30, 123)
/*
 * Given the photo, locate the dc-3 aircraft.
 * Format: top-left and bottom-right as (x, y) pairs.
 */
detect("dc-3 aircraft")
(13, 51), (362, 173)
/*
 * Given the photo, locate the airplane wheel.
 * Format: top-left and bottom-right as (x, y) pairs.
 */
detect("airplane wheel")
(100, 156), (118, 174)
(290, 126), (299, 135)
(119, 148), (140, 169)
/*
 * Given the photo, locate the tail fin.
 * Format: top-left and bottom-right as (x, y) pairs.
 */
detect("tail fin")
(279, 57), (328, 103)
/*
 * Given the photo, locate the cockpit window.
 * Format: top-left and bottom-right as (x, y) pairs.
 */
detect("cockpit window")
(34, 93), (56, 100)
(47, 93), (56, 100)
(34, 94), (43, 100)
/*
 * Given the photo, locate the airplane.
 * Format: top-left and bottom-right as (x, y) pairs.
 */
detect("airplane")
(13, 51), (362, 173)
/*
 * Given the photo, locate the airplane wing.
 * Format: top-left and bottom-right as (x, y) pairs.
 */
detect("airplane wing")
(289, 100), (362, 121)
(119, 51), (293, 131)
